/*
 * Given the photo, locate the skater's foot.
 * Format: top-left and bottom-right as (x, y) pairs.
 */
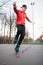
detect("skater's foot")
(15, 45), (20, 54)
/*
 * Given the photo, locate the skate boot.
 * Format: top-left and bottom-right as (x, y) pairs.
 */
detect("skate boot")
(15, 45), (20, 54)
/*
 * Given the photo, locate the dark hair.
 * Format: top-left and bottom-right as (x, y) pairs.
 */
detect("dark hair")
(21, 5), (27, 8)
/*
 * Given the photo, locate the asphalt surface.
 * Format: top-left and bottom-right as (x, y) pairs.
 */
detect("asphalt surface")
(0, 44), (43, 65)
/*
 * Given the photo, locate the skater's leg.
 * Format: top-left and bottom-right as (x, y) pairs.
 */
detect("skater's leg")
(14, 25), (21, 44)
(15, 25), (25, 53)
(17, 29), (25, 46)
(14, 30), (20, 44)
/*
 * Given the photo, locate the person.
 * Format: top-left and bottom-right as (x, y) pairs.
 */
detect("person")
(13, 2), (32, 54)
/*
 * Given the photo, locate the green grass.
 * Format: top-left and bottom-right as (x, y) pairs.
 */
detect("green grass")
(0, 40), (43, 45)
(22, 41), (43, 45)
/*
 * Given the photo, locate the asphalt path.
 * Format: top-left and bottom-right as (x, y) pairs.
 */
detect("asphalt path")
(0, 44), (43, 65)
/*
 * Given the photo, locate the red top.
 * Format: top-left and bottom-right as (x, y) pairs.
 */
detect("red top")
(13, 6), (31, 25)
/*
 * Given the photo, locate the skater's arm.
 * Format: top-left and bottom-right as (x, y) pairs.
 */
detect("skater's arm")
(26, 16), (32, 23)
(13, 2), (18, 14)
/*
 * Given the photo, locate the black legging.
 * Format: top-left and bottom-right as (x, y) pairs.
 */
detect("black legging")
(15, 24), (25, 46)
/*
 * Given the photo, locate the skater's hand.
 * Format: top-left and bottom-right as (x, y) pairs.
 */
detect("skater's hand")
(13, 2), (16, 6)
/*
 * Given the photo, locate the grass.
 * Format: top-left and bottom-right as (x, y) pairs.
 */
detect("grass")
(0, 40), (43, 45)
(22, 41), (43, 45)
